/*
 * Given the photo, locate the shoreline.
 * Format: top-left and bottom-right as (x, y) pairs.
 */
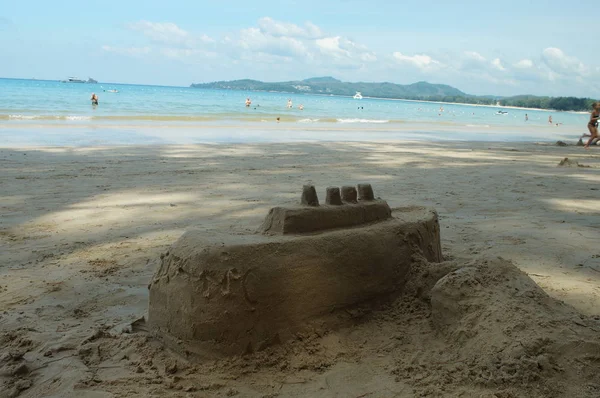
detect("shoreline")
(0, 123), (585, 147)
(361, 95), (588, 113)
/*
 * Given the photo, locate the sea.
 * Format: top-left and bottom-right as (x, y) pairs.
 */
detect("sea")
(0, 78), (592, 146)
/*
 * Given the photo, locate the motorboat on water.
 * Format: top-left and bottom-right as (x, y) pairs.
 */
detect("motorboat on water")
(353, 92), (363, 99)
(61, 77), (86, 83)
(61, 77), (98, 83)
(496, 110), (508, 115)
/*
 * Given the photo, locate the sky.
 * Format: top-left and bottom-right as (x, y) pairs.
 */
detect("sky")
(1, 0), (598, 97)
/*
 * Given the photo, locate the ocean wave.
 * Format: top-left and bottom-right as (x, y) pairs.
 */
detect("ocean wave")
(4, 114), (93, 121)
(336, 118), (390, 124)
(465, 124), (491, 128)
(65, 116), (92, 121)
(8, 114), (39, 120)
(297, 118), (320, 123)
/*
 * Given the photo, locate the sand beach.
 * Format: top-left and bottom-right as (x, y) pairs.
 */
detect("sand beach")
(1, 140), (600, 397)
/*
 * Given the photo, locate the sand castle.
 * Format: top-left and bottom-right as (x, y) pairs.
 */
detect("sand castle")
(148, 184), (443, 358)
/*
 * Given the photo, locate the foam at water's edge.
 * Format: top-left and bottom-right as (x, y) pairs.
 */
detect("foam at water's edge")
(336, 118), (390, 124)
(6, 114), (93, 121)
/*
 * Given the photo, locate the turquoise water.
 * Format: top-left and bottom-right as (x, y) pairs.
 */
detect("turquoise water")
(0, 78), (592, 145)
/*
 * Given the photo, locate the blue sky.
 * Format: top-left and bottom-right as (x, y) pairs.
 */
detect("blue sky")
(1, 0), (597, 96)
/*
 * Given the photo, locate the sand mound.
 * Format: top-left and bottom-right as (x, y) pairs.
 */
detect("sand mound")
(393, 257), (600, 397)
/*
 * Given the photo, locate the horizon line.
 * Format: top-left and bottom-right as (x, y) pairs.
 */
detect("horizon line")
(1, 76), (595, 100)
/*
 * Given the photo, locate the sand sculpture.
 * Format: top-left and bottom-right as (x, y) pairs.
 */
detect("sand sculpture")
(148, 184), (443, 358)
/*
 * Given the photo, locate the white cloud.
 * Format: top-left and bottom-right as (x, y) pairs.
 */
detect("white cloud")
(106, 17), (374, 70)
(491, 58), (506, 71)
(101, 45), (151, 56)
(459, 51), (489, 71)
(258, 17), (323, 39)
(313, 36), (376, 67)
(464, 51), (486, 62)
(200, 34), (215, 43)
(360, 53), (377, 62)
(239, 27), (309, 58)
(127, 21), (188, 44)
(232, 19), (374, 68)
(316, 37), (349, 57)
(160, 48), (218, 60)
(503, 48), (594, 86)
(541, 47), (588, 77)
(514, 59), (534, 69)
(392, 52), (442, 71)
(126, 21), (213, 48)
(101, 18), (599, 96)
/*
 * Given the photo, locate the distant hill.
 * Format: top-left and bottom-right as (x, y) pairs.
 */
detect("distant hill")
(191, 77), (466, 100)
(190, 77), (597, 111)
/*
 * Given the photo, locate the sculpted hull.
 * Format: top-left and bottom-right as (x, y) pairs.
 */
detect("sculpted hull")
(148, 184), (443, 358)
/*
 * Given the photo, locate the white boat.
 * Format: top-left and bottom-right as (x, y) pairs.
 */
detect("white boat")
(496, 111), (508, 115)
(62, 77), (86, 83)
(353, 92), (363, 99)
(61, 77), (98, 83)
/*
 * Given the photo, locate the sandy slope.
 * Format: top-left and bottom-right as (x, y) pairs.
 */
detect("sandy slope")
(1, 141), (599, 397)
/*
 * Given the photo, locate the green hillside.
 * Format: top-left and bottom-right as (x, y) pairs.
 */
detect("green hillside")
(191, 77), (597, 111)
(191, 77), (466, 99)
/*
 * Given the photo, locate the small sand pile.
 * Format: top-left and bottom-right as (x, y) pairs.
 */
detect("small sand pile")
(558, 157), (591, 168)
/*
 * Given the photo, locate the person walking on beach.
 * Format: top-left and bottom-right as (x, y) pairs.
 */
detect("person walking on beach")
(90, 93), (98, 105)
(584, 102), (600, 149)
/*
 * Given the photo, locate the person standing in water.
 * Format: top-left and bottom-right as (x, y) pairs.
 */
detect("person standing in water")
(287, 99), (292, 109)
(245, 98), (252, 107)
(525, 114), (528, 121)
(90, 93), (98, 105)
(548, 115), (553, 124)
(585, 102), (600, 149)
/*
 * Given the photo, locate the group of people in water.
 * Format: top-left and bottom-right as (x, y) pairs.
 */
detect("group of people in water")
(244, 98), (304, 119)
(88, 91), (600, 147)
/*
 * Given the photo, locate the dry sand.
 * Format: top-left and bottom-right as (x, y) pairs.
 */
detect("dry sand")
(1, 141), (600, 397)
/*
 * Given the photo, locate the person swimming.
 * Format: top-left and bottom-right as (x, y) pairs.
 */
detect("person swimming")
(298, 104), (304, 110)
(90, 93), (98, 105)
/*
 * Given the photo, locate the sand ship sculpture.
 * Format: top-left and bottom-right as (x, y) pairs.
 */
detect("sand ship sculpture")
(148, 184), (443, 358)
